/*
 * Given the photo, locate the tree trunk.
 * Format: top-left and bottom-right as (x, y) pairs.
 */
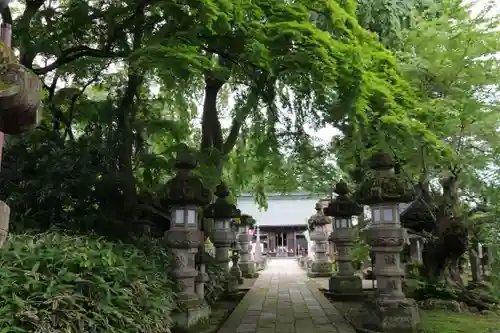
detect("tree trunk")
(422, 175), (468, 287)
(116, 73), (141, 216)
(115, 6), (145, 218)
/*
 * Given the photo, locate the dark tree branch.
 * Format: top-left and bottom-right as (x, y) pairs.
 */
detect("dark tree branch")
(223, 118), (243, 155)
(18, 0), (46, 68)
(32, 0), (152, 74)
(33, 46), (127, 75)
(0, 6), (12, 25)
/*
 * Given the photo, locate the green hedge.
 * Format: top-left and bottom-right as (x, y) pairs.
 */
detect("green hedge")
(0, 233), (176, 333)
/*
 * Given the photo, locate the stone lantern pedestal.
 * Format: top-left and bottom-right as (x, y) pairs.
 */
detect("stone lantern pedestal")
(161, 148), (212, 328)
(238, 215), (257, 278)
(307, 203), (333, 278)
(357, 152), (420, 333)
(204, 183), (240, 293)
(325, 181), (363, 299)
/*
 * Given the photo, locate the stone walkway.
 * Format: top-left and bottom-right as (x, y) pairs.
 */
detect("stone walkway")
(217, 259), (356, 333)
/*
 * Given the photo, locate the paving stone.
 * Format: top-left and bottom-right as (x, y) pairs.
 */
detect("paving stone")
(236, 323), (257, 333)
(217, 259), (356, 333)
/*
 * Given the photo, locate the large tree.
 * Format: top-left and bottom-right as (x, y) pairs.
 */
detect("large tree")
(336, 0), (500, 287)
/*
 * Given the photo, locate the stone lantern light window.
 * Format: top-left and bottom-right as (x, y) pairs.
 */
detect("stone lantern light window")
(172, 207), (198, 226)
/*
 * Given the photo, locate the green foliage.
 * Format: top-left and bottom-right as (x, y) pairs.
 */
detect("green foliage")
(419, 309), (500, 333)
(351, 238), (370, 268)
(205, 261), (226, 305)
(413, 281), (458, 301)
(0, 233), (175, 333)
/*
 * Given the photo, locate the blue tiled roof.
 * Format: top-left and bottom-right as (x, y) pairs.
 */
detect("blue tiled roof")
(237, 192), (323, 226)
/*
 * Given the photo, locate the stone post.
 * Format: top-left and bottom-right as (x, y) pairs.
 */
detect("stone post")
(230, 242), (243, 284)
(204, 182), (240, 293)
(357, 152), (419, 333)
(238, 214), (257, 278)
(195, 249), (208, 299)
(254, 223), (262, 264)
(0, 201), (10, 248)
(161, 148), (212, 328)
(324, 180), (363, 298)
(307, 202), (333, 278)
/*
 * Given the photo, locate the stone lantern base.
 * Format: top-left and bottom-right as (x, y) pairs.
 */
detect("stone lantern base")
(173, 298), (211, 329)
(239, 261), (258, 278)
(328, 275), (364, 300)
(360, 297), (420, 333)
(307, 262), (333, 278)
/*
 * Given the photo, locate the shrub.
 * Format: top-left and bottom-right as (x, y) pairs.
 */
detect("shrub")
(0, 233), (176, 333)
(413, 281), (458, 301)
(205, 259), (226, 305)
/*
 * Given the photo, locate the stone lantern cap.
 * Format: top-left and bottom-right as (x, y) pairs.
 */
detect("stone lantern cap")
(310, 202), (330, 226)
(160, 147), (212, 208)
(0, 26), (43, 135)
(240, 214), (256, 229)
(324, 180), (362, 218)
(204, 182), (241, 219)
(357, 152), (414, 205)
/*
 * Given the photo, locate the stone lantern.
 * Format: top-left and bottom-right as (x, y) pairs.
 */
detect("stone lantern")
(324, 180), (363, 298)
(204, 182), (240, 292)
(307, 202), (333, 278)
(0, 22), (42, 249)
(161, 148), (212, 328)
(357, 152), (419, 333)
(238, 214), (257, 278)
(229, 241), (243, 284)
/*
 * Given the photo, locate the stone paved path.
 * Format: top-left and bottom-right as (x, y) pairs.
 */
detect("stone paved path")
(217, 259), (356, 333)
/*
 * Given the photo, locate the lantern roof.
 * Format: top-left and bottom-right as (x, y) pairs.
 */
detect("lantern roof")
(357, 152), (414, 205)
(160, 147), (212, 208)
(204, 182), (241, 219)
(310, 202), (330, 226)
(324, 180), (362, 218)
(240, 214), (256, 228)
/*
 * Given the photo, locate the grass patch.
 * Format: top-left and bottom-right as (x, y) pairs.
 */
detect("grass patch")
(420, 309), (500, 333)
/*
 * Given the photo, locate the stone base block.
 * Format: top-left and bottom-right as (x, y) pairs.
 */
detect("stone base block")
(226, 275), (240, 293)
(173, 298), (210, 329)
(239, 261), (257, 278)
(328, 275), (364, 300)
(307, 261), (332, 278)
(361, 297), (420, 333)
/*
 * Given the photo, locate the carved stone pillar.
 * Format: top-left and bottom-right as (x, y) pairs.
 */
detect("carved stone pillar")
(238, 214), (257, 278)
(204, 183), (240, 293)
(161, 148), (212, 328)
(307, 203), (332, 278)
(324, 181), (363, 298)
(357, 152), (420, 333)
(0, 201), (10, 248)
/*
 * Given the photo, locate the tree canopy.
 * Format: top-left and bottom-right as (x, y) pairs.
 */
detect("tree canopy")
(0, 0), (498, 258)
